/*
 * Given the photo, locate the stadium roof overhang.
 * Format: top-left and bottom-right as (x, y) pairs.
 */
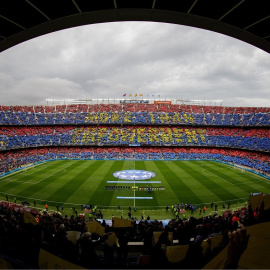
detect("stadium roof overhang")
(1, 0), (270, 54)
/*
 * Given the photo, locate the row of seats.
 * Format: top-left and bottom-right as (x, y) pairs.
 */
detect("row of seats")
(1, 125), (269, 137)
(1, 126), (269, 152)
(0, 111), (269, 126)
(1, 104), (270, 114)
(1, 147), (269, 175)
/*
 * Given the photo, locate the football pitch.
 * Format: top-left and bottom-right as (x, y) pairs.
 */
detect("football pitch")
(1, 159), (270, 219)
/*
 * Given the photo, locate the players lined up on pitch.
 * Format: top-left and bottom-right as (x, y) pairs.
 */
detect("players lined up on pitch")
(105, 185), (165, 191)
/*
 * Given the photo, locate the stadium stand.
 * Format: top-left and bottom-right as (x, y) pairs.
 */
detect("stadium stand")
(0, 126), (269, 151)
(0, 104), (269, 126)
(0, 103), (269, 176)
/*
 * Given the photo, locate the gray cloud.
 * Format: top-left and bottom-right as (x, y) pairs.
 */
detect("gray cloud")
(0, 21), (269, 107)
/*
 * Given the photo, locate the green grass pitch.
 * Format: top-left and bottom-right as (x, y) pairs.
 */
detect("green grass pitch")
(1, 159), (270, 219)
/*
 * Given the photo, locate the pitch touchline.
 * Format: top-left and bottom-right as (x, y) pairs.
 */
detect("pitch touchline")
(99, 197), (250, 208)
(0, 191), (85, 206)
(247, 173), (270, 183)
(0, 191), (249, 209)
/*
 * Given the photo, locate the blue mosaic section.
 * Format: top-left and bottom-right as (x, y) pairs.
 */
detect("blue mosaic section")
(113, 170), (156, 180)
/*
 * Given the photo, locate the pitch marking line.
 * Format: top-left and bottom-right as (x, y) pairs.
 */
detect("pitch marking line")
(0, 162), (51, 182)
(21, 166), (48, 176)
(245, 173), (270, 184)
(33, 167), (69, 185)
(6, 162), (72, 185)
(222, 163), (268, 182)
(233, 181), (266, 186)
(0, 178), (35, 184)
(0, 167), (67, 185)
(227, 165), (270, 185)
(204, 168), (267, 186)
(202, 169), (233, 185)
(30, 160), (77, 185)
(201, 169), (215, 176)
(1, 163), (69, 185)
(202, 164), (269, 186)
(0, 191), (75, 206)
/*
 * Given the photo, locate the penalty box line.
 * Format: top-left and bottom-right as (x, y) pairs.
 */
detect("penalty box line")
(202, 169), (233, 185)
(21, 165), (48, 176)
(33, 163), (74, 185)
(0, 163), (49, 184)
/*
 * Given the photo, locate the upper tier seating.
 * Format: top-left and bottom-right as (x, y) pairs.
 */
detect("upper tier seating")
(0, 104), (269, 126)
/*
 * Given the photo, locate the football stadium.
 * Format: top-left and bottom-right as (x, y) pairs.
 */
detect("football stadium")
(1, 102), (270, 268)
(1, 1), (270, 269)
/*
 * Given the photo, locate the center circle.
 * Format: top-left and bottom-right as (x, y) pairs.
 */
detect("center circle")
(113, 170), (156, 180)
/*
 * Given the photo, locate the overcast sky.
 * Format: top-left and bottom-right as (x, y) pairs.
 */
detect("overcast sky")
(0, 21), (270, 107)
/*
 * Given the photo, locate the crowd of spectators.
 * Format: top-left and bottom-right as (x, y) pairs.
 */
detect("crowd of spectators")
(1, 104), (270, 114)
(0, 147), (269, 175)
(0, 104), (269, 176)
(1, 125), (269, 151)
(0, 193), (269, 269)
(0, 104), (269, 126)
